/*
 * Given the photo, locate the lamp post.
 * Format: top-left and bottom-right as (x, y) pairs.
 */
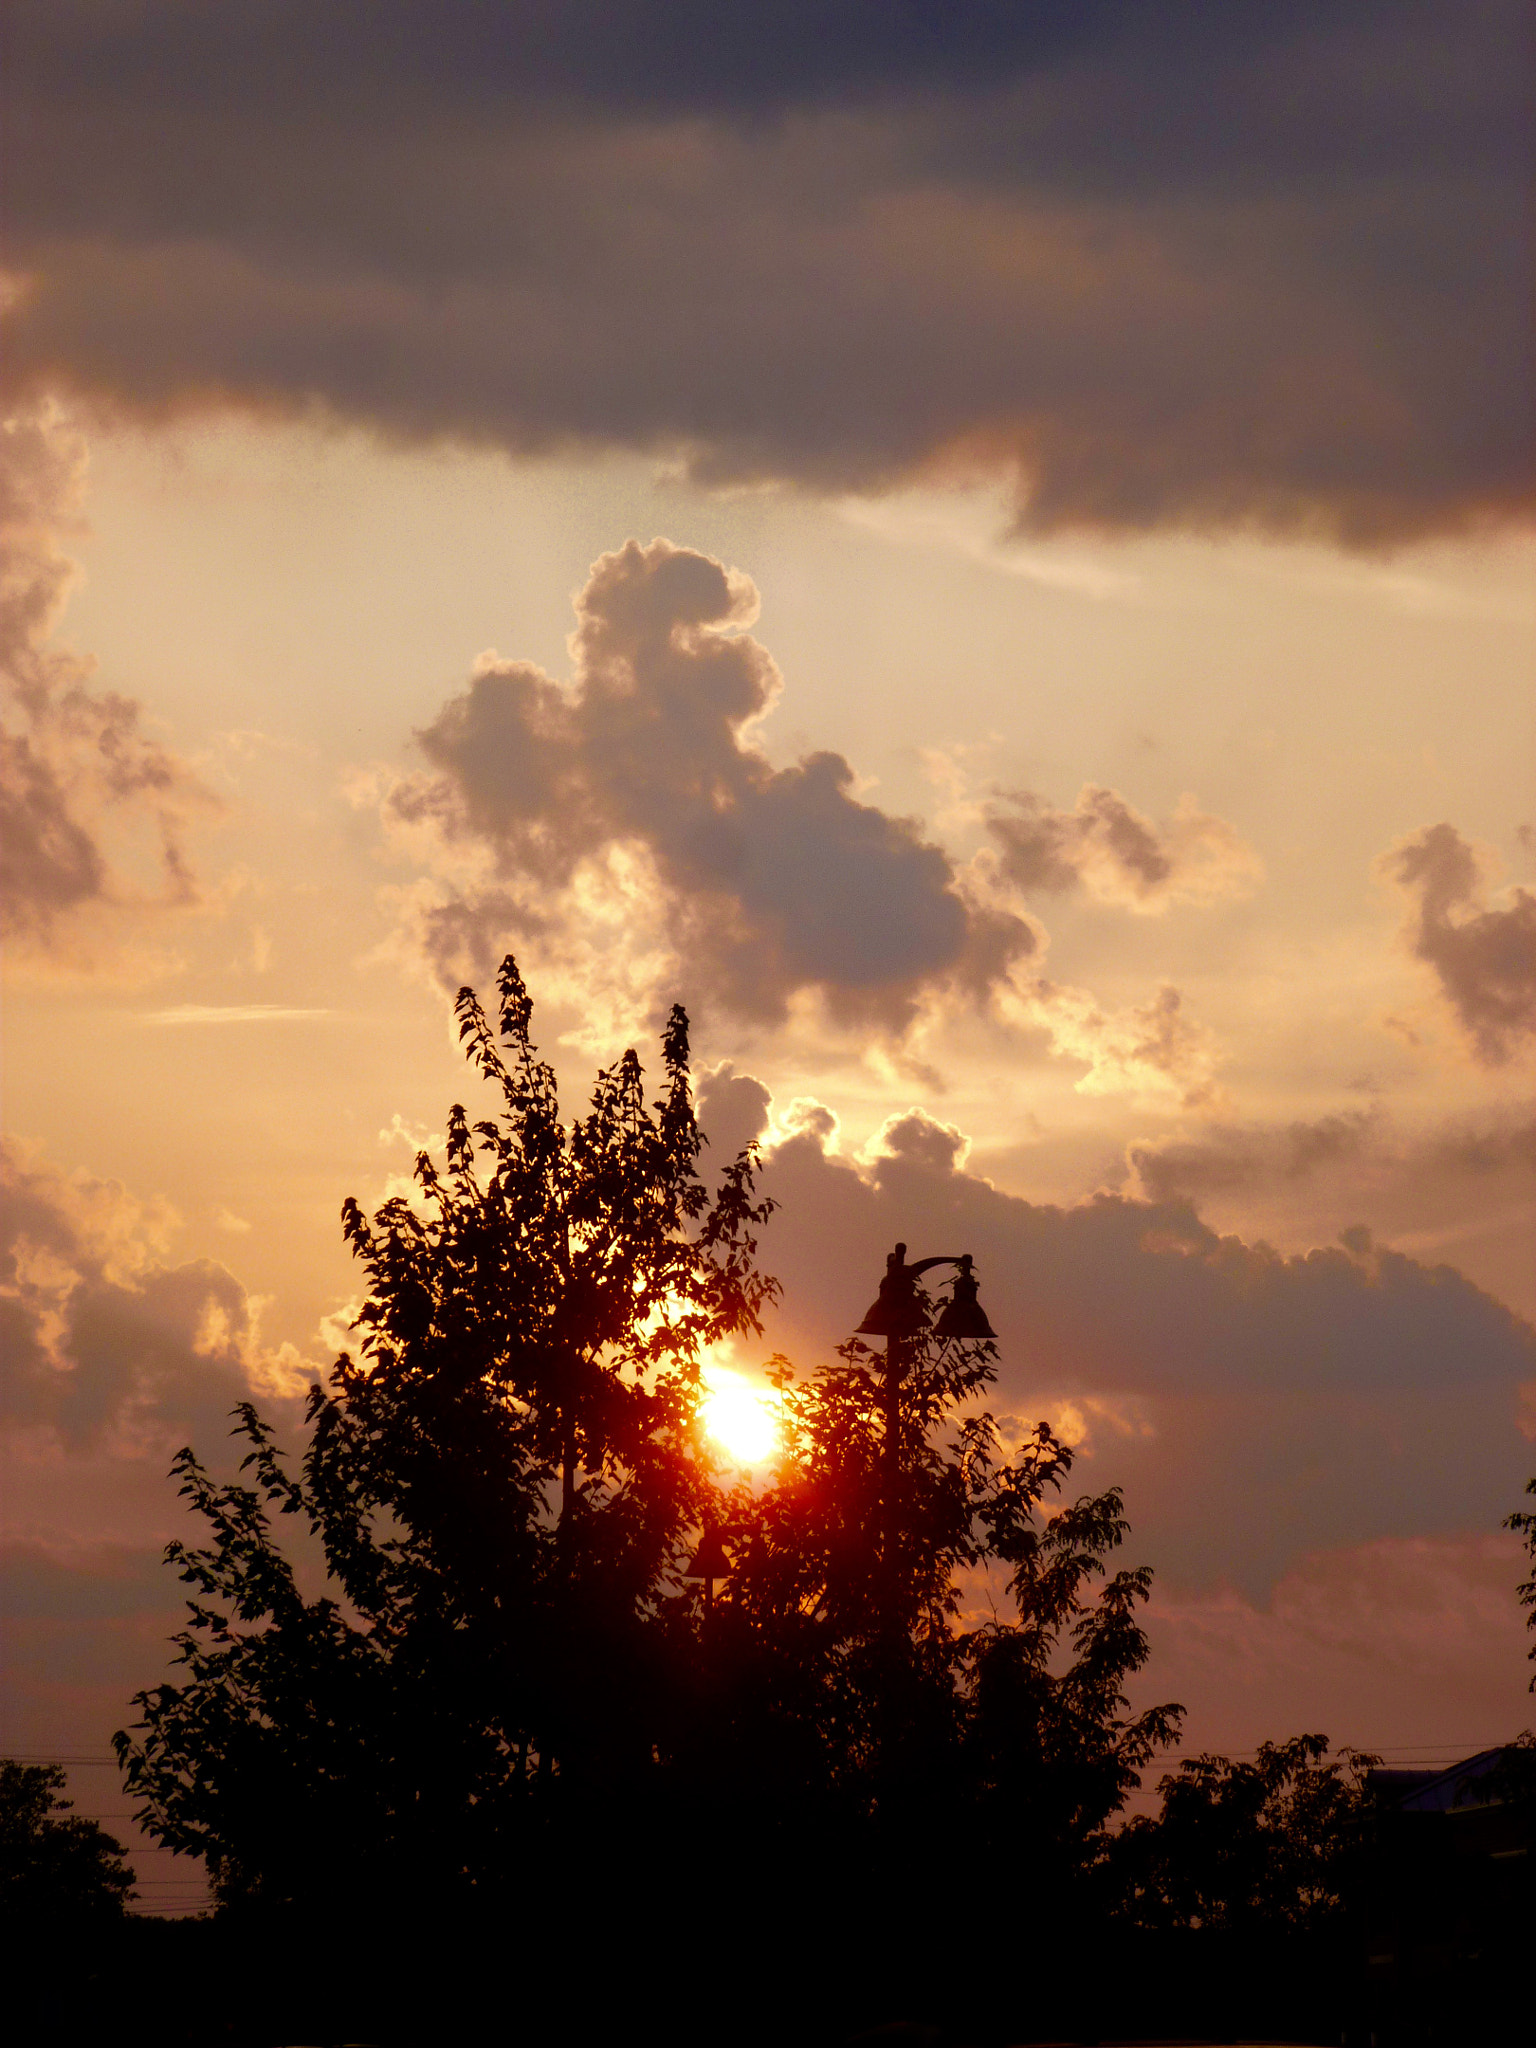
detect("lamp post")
(683, 1524), (732, 1617)
(853, 1243), (996, 1630)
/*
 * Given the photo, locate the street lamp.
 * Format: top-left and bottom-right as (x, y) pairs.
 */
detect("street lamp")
(684, 1524), (732, 1616)
(853, 1243), (996, 1622)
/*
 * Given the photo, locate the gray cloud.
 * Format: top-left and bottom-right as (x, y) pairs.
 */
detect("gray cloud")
(987, 785), (1261, 909)
(696, 1064), (776, 1166)
(0, 405), (210, 954)
(1127, 1108), (1536, 1211)
(1124, 1110), (1381, 1207)
(1121, 1106), (1536, 1326)
(1384, 824), (1536, 1064)
(0, 1142), (306, 1454)
(388, 537), (1033, 1027)
(3, 4), (1528, 540)
(0, 3), (1225, 124)
(720, 1092), (1536, 1596)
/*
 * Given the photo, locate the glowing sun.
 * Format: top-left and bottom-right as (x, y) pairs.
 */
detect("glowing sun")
(701, 1367), (779, 1466)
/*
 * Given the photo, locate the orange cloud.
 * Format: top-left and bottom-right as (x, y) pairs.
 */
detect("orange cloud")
(1383, 823), (1536, 1065)
(0, 403), (214, 966)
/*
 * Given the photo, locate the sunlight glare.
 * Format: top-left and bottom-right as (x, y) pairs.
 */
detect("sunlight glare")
(701, 1366), (779, 1467)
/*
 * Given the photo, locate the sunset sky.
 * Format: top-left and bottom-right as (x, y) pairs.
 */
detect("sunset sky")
(3, 2), (1533, 1910)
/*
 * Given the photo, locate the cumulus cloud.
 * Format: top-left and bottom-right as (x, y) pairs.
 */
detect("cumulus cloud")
(723, 1086), (1536, 1596)
(1125, 1110), (1381, 1206)
(385, 538), (1033, 1029)
(1121, 1106), (1536, 1327)
(0, 403), (211, 961)
(4, 4), (1528, 540)
(1000, 978), (1225, 1110)
(695, 1065), (776, 1166)
(1383, 824), (1536, 1064)
(1125, 1108), (1536, 1216)
(0, 1141), (310, 1455)
(987, 785), (1261, 911)
(752, 1103), (1536, 1412)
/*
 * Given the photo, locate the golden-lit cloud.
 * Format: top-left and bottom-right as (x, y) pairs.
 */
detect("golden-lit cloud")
(0, 403), (213, 968)
(986, 785), (1263, 912)
(0, 1140), (312, 1455)
(697, 1067), (1536, 1598)
(382, 538), (1033, 1030)
(1001, 978), (1225, 1111)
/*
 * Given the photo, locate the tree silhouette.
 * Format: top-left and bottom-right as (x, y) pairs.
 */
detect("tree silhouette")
(116, 958), (775, 1909)
(1113, 1735), (1379, 1937)
(0, 1760), (135, 1921)
(116, 954), (1184, 2027)
(1511, 1476), (1536, 1690)
(695, 1284), (1183, 1925)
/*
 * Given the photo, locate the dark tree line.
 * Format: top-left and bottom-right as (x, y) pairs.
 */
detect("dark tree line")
(1512, 1474), (1536, 1689)
(0, 1762), (134, 1924)
(114, 960), (1178, 1937)
(91, 958), (1531, 2043)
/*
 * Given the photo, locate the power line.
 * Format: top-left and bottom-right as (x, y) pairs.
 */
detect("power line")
(16, 1734), (1527, 1768)
(2, 1754), (124, 1765)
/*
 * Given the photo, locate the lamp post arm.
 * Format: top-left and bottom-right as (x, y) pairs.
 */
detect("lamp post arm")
(904, 1255), (967, 1279)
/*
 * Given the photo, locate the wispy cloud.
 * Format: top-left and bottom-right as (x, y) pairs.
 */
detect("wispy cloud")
(139, 1005), (331, 1025)
(834, 490), (1142, 601)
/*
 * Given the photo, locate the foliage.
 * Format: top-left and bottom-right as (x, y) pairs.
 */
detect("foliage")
(0, 1759), (135, 1921)
(117, 954), (1179, 1928)
(1471, 1728), (1536, 1825)
(1509, 1476), (1536, 1690)
(704, 1318), (1183, 1896)
(1113, 1734), (1380, 1935)
(116, 958), (775, 1907)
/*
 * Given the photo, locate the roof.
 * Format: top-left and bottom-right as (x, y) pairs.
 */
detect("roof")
(1369, 1748), (1509, 1814)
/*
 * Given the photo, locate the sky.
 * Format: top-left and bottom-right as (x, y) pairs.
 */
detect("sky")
(3, 1), (1534, 1910)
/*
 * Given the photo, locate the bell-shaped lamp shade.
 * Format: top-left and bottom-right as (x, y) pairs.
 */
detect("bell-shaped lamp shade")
(684, 1527), (732, 1581)
(854, 1290), (929, 1337)
(933, 1262), (997, 1341)
(855, 1244), (930, 1337)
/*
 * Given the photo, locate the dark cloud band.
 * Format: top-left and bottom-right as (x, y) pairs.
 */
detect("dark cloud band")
(4, 2), (1528, 539)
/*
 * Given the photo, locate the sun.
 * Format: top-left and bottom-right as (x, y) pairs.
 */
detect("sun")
(701, 1366), (779, 1467)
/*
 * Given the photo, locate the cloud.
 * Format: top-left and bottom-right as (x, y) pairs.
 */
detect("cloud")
(1141, 1533), (1534, 1754)
(0, 1141), (311, 1455)
(1003, 978), (1226, 1110)
(1383, 823), (1536, 1064)
(139, 1005), (331, 1025)
(1125, 1110), (1382, 1206)
(0, 402), (212, 962)
(721, 1085), (1536, 1597)
(865, 1108), (970, 1177)
(385, 537), (1034, 1029)
(1121, 1106), (1536, 1325)
(696, 1065), (776, 1166)
(987, 785), (1262, 910)
(4, 4), (1528, 541)
(1126, 1108), (1536, 1217)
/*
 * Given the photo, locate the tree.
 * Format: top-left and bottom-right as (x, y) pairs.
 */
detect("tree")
(1510, 1476), (1536, 1690)
(115, 952), (1182, 2025)
(699, 1268), (1183, 1921)
(0, 1760), (135, 1922)
(1113, 1735), (1379, 1937)
(115, 958), (776, 1910)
